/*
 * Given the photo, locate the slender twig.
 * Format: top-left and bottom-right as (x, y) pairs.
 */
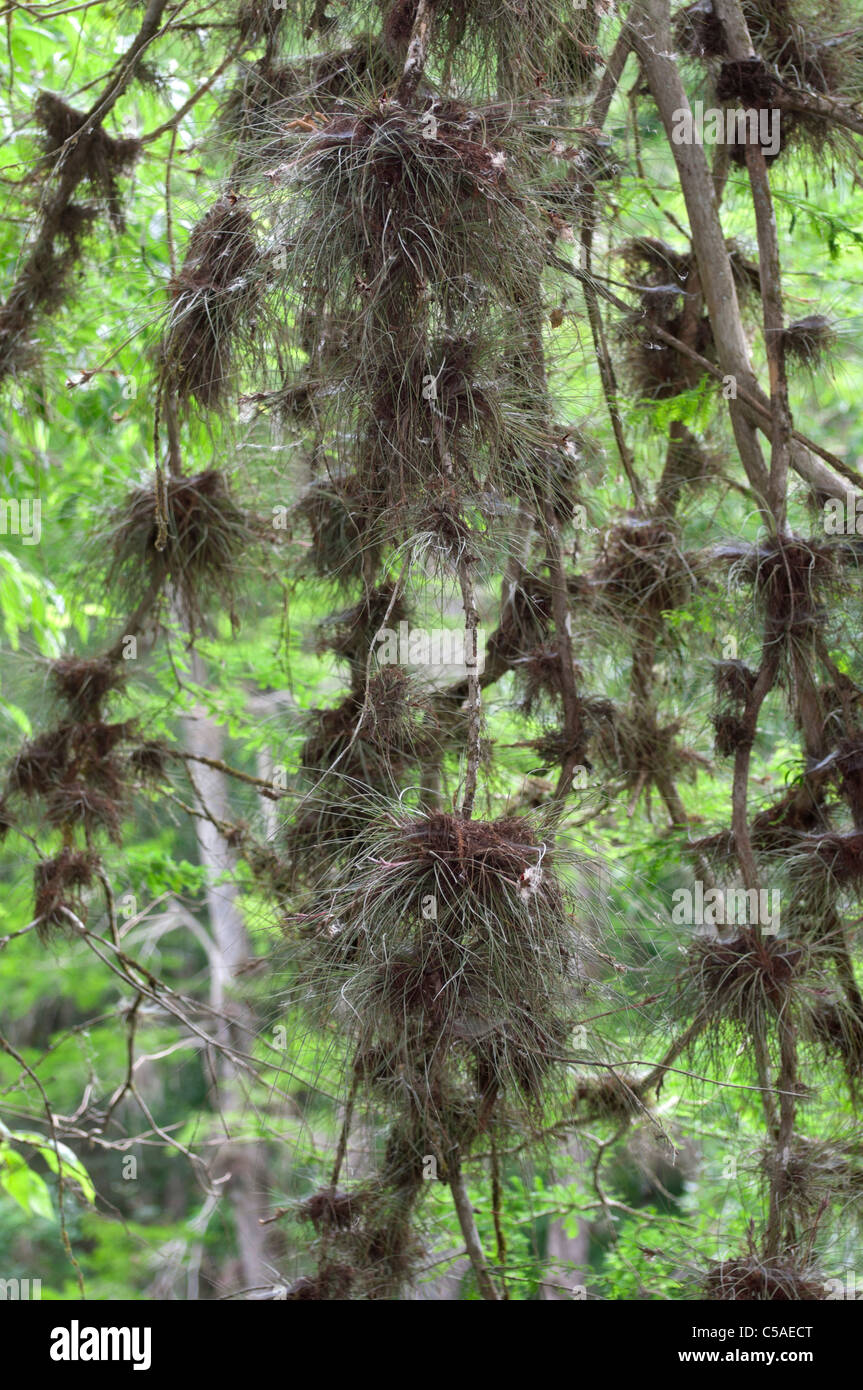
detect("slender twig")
(448, 1155), (500, 1301)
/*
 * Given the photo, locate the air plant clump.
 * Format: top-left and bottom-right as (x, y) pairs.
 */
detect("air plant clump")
(655, 426), (714, 513)
(285, 678), (429, 861)
(48, 656), (126, 719)
(750, 784), (825, 851)
(674, 0), (727, 58)
(284, 1262), (356, 1300)
(297, 696), (383, 778)
(33, 849), (98, 941)
(715, 56), (779, 108)
(298, 1187), (363, 1232)
(34, 92), (141, 229)
(363, 666), (431, 749)
(0, 204), (100, 376)
(527, 435), (591, 525)
(683, 934), (805, 1030)
(761, 1134), (863, 1216)
(407, 495), (487, 575)
(4, 709), (133, 845)
(6, 727), (75, 799)
(780, 314), (838, 368)
(741, 0), (863, 152)
(514, 643), (568, 719)
(296, 668), (432, 830)
(44, 780), (124, 843)
(294, 474), (385, 587)
(714, 658), (757, 704)
(748, 537), (836, 643)
(224, 38), (399, 137)
(583, 701), (703, 790)
(619, 235), (692, 286)
(571, 1072), (644, 1121)
(595, 517), (692, 625)
(287, 806), (604, 1296)
(727, 237), (765, 299)
(825, 738), (863, 824)
(808, 1001), (863, 1081)
(354, 330), (549, 502)
(316, 582), (410, 682)
(795, 829), (863, 886)
(299, 810), (588, 1118)
(379, 0), (602, 95)
(105, 468), (255, 631)
(246, 844), (294, 902)
(303, 1166), (426, 1300)
(553, 10), (602, 92)
(528, 727), (589, 776)
(617, 237), (713, 399)
(159, 195), (262, 410)
(702, 1253), (827, 1300)
(485, 573), (553, 671)
(280, 103), (544, 328)
(235, 0), (287, 48)
(712, 659), (757, 756)
(712, 710), (751, 757)
(128, 741), (169, 782)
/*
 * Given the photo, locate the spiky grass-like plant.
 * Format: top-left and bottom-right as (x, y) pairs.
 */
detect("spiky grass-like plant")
(159, 195), (263, 410)
(48, 656), (126, 719)
(315, 582), (410, 683)
(758, 1133), (863, 1220)
(808, 1001), (863, 1081)
(3, 658), (136, 853)
(616, 237), (715, 400)
(294, 473), (387, 587)
(702, 1252), (828, 1300)
(285, 805), (616, 1295)
(513, 642), (570, 721)
(104, 468), (255, 632)
(33, 848), (98, 941)
(746, 536), (839, 645)
(352, 328), (553, 505)
(298, 809), (594, 1121)
(276, 103), (546, 330)
(682, 933), (805, 1032)
(781, 314), (839, 369)
(571, 1072), (646, 1121)
(674, 0), (728, 58)
(34, 93), (141, 230)
(375, 0), (602, 95)
(284, 673), (437, 869)
(594, 517), (693, 627)
(221, 36), (400, 159)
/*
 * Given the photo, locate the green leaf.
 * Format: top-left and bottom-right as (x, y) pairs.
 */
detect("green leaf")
(12, 1131), (96, 1204)
(0, 1143), (55, 1220)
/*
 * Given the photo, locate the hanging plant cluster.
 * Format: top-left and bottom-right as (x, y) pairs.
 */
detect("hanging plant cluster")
(2, 0), (863, 1306)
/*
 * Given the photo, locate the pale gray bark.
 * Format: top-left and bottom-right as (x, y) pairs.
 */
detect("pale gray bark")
(182, 653), (269, 1295)
(626, 0), (857, 510)
(541, 1139), (591, 1300)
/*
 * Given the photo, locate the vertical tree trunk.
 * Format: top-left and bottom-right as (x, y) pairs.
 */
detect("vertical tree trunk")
(182, 653), (269, 1295)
